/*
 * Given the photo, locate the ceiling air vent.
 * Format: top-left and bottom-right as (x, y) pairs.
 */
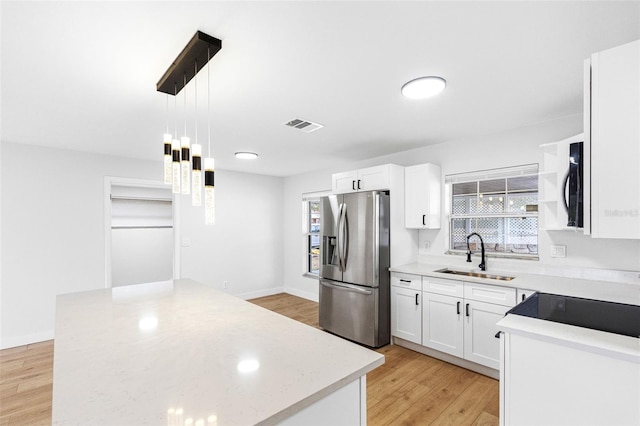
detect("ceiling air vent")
(285, 118), (324, 133)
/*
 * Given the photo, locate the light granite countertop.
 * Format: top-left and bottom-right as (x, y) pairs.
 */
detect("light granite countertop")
(390, 262), (640, 305)
(52, 279), (384, 425)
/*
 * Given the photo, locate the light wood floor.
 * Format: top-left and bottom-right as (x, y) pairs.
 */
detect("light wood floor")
(0, 293), (498, 425)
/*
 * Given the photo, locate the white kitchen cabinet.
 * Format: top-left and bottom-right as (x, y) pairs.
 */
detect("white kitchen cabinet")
(463, 300), (510, 370)
(585, 39), (640, 239)
(500, 328), (639, 426)
(332, 164), (401, 194)
(422, 292), (463, 358)
(516, 288), (535, 304)
(418, 278), (515, 370)
(404, 163), (441, 229)
(390, 273), (422, 344)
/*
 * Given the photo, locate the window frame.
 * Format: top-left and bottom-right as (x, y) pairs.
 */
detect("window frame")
(445, 164), (540, 260)
(302, 191), (330, 278)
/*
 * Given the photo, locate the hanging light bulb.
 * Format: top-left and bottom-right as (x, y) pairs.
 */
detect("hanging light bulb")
(204, 157), (215, 224)
(192, 60), (202, 206)
(192, 144), (202, 206)
(163, 94), (172, 185)
(171, 83), (181, 194)
(181, 136), (191, 195)
(172, 139), (181, 194)
(181, 74), (191, 195)
(163, 132), (172, 185)
(205, 46), (215, 225)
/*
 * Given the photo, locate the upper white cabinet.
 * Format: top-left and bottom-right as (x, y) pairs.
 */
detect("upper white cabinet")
(404, 163), (441, 229)
(585, 39), (640, 239)
(332, 164), (401, 194)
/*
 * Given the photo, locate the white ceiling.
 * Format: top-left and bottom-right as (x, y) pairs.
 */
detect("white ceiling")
(2, 1), (639, 177)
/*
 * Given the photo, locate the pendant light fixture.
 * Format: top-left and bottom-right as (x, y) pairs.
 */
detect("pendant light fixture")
(191, 61), (202, 207)
(157, 31), (222, 223)
(204, 45), (215, 225)
(163, 95), (172, 185)
(180, 74), (191, 195)
(171, 84), (181, 194)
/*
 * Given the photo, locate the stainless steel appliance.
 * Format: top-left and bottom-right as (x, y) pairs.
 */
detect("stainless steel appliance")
(563, 141), (584, 227)
(319, 191), (390, 347)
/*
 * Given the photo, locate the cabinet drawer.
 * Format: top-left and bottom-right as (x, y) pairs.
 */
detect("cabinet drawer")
(391, 273), (422, 291)
(464, 283), (516, 307)
(422, 277), (463, 297)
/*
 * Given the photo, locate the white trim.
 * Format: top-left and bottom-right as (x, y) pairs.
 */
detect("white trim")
(103, 177), (179, 288)
(302, 189), (332, 201)
(0, 330), (54, 350)
(285, 286), (319, 303)
(445, 163), (538, 184)
(236, 286), (284, 300)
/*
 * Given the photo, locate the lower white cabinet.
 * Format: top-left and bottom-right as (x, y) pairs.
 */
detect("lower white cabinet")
(419, 278), (516, 370)
(422, 292), (463, 357)
(500, 330), (639, 425)
(390, 275), (422, 345)
(463, 300), (510, 370)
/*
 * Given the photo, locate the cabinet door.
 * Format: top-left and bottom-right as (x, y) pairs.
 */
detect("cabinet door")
(516, 288), (535, 304)
(422, 292), (463, 358)
(391, 286), (422, 344)
(357, 165), (390, 191)
(464, 300), (509, 369)
(588, 40), (640, 239)
(332, 170), (358, 194)
(404, 164), (441, 229)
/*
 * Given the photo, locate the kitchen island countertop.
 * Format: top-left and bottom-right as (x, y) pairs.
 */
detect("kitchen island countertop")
(52, 279), (384, 425)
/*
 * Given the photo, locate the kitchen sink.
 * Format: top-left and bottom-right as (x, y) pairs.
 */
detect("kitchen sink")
(434, 268), (515, 281)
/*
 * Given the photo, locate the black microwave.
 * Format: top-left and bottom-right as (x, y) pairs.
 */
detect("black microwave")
(562, 141), (584, 227)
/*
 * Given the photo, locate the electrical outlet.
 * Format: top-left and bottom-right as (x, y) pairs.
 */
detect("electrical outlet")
(181, 238), (191, 247)
(550, 245), (567, 258)
(424, 241), (431, 251)
(223, 281), (229, 289)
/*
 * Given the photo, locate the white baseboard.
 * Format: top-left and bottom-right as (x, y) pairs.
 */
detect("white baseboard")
(236, 286), (285, 300)
(284, 287), (319, 302)
(1, 330), (54, 350)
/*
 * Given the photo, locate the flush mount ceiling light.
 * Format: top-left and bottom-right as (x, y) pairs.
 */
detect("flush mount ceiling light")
(401, 76), (447, 99)
(235, 152), (259, 160)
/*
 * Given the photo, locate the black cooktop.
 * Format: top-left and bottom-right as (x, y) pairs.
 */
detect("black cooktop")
(507, 292), (640, 338)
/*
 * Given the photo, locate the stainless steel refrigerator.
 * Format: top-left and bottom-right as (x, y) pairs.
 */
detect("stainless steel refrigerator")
(319, 190), (390, 347)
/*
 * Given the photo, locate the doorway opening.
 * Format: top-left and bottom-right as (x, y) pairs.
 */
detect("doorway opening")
(104, 177), (180, 287)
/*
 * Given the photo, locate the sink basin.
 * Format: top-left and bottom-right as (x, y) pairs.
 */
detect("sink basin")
(434, 268), (515, 281)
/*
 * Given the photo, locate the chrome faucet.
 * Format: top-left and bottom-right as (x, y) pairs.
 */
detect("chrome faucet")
(466, 232), (486, 271)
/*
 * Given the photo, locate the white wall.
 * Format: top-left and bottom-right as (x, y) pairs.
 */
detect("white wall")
(282, 115), (640, 298)
(111, 228), (174, 286)
(0, 142), (285, 348)
(179, 169), (284, 299)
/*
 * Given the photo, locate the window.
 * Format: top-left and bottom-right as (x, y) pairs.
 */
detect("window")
(306, 199), (321, 275)
(447, 164), (539, 258)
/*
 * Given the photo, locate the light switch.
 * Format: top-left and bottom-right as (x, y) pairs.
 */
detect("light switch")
(181, 238), (191, 247)
(550, 245), (567, 258)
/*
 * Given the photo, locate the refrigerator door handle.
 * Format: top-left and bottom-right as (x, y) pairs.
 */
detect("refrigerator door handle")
(338, 203), (349, 271)
(320, 280), (373, 296)
(337, 203), (343, 271)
